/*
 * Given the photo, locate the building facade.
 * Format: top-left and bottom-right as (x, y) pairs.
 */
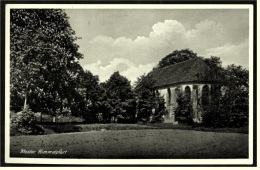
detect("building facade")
(150, 58), (217, 124)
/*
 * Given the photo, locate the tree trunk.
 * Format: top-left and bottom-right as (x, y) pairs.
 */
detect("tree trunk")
(23, 95), (27, 110)
(23, 84), (29, 110)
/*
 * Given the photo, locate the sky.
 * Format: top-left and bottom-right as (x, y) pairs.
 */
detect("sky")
(65, 9), (249, 84)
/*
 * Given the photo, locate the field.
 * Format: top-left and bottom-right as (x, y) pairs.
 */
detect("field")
(10, 127), (248, 158)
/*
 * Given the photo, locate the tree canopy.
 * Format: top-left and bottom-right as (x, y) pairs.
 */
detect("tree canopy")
(10, 9), (83, 115)
(101, 71), (136, 123)
(134, 74), (166, 122)
(77, 70), (103, 122)
(157, 49), (198, 69)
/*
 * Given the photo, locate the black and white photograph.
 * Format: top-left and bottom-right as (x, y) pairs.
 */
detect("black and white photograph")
(1, 1), (257, 167)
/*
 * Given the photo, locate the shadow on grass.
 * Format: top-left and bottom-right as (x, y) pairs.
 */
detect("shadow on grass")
(38, 123), (157, 135)
(144, 123), (249, 134)
(38, 123), (83, 134)
(35, 122), (248, 135)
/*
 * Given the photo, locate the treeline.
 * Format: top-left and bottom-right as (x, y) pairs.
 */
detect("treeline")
(10, 9), (249, 132)
(10, 9), (166, 125)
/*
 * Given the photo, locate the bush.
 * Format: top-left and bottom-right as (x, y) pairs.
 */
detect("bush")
(134, 74), (167, 123)
(174, 92), (193, 125)
(44, 124), (82, 133)
(11, 107), (43, 135)
(202, 86), (248, 128)
(201, 105), (223, 128)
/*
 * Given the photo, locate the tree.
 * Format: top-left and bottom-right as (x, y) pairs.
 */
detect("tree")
(174, 90), (194, 125)
(134, 74), (166, 122)
(77, 70), (103, 122)
(202, 64), (249, 127)
(204, 56), (222, 70)
(222, 65), (249, 127)
(10, 9), (83, 116)
(157, 49), (198, 69)
(102, 72), (136, 123)
(203, 56), (225, 81)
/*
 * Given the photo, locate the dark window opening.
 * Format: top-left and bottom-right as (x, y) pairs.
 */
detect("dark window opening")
(202, 85), (210, 106)
(167, 88), (171, 106)
(185, 86), (191, 102)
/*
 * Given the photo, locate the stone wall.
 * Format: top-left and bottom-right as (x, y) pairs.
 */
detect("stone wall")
(157, 83), (211, 124)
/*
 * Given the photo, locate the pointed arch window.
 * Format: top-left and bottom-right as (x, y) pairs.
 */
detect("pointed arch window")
(202, 85), (210, 106)
(167, 88), (171, 106)
(185, 86), (191, 102)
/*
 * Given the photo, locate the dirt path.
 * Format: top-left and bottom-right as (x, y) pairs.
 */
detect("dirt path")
(10, 129), (248, 158)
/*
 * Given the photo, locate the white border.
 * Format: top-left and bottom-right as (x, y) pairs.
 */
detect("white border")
(5, 4), (254, 166)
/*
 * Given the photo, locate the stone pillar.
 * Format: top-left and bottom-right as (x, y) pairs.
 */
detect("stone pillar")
(196, 84), (203, 123)
(171, 88), (178, 113)
(192, 85), (199, 122)
(171, 87), (180, 124)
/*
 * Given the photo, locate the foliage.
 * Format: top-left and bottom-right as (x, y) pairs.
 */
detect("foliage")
(157, 49), (197, 69)
(201, 85), (223, 127)
(149, 94), (166, 123)
(74, 70), (102, 122)
(204, 56), (222, 71)
(45, 124), (83, 133)
(203, 56), (226, 81)
(45, 115), (84, 123)
(10, 9), (83, 116)
(134, 74), (166, 123)
(174, 91), (194, 125)
(202, 64), (249, 128)
(11, 107), (43, 135)
(101, 72), (136, 123)
(221, 65), (249, 127)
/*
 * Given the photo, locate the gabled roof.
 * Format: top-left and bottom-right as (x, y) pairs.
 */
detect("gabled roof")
(149, 57), (216, 88)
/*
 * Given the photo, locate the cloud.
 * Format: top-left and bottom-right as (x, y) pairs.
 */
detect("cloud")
(83, 58), (156, 84)
(83, 19), (248, 82)
(86, 19), (232, 65)
(203, 39), (249, 68)
(185, 20), (228, 52)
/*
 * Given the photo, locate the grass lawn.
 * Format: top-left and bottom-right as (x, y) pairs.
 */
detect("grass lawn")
(10, 128), (248, 158)
(34, 123), (248, 135)
(37, 123), (158, 134)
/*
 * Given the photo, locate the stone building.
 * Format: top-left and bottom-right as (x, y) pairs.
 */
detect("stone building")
(149, 57), (217, 124)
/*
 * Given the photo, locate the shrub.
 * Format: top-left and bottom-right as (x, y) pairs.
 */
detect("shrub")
(202, 85), (248, 128)
(174, 92), (193, 125)
(46, 124), (82, 133)
(134, 74), (167, 123)
(148, 95), (166, 123)
(11, 107), (43, 135)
